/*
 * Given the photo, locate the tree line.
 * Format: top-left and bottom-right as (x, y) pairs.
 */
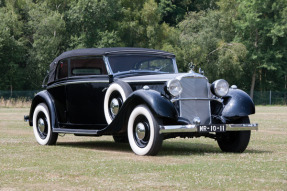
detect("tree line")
(0, 0), (286, 98)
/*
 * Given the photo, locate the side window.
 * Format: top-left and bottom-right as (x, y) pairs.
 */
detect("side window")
(70, 57), (108, 76)
(56, 60), (68, 80)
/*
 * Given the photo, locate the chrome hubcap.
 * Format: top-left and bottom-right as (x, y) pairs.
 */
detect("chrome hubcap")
(135, 122), (146, 140)
(133, 115), (150, 148)
(38, 118), (45, 133)
(110, 98), (120, 116)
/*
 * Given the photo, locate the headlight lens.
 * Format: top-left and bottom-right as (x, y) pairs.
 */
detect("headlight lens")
(211, 79), (229, 97)
(167, 79), (183, 97)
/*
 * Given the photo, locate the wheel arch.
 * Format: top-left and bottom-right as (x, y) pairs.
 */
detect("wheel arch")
(103, 89), (178, 134)
(221, 89), (255, 118)
(104, 79), (133, 124)
(29, 90), (58, 129)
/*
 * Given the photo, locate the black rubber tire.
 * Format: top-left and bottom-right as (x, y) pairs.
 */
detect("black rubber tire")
(113, 135), (129, 143)
(33, 103), (58, 145)
(217, 116), (251, 153)
(127, 104), (163, 156)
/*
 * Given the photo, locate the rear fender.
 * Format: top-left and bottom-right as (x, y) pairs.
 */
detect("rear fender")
(29, 90), (58, 129)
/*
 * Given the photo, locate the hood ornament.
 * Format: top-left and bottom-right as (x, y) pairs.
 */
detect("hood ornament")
(189, 62), (195, 73)
(199, 68), (204, 75)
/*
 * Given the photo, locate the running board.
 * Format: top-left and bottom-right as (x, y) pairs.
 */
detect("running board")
(53, 128), (99, 135)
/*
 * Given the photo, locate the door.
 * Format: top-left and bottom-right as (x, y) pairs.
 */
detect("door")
(65, 57), (109, 129)
(47, 59), (68, 124)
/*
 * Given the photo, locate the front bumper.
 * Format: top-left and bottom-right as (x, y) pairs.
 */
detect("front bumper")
(159, 123), (258, 134)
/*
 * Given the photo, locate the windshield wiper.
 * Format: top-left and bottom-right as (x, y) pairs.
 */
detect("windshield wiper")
(154, 63), (168, 72)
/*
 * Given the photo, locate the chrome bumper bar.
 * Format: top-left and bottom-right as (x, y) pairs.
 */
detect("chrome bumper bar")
(159, 123), (258, 134)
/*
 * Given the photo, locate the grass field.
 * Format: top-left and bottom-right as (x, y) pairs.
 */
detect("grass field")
(0, 106), (286, 190)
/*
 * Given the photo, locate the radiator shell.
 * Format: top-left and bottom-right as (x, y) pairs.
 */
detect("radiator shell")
(179, 76), (211, 125)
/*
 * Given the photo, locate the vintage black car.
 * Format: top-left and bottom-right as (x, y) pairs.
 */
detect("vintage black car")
(25, 47), (258, 156)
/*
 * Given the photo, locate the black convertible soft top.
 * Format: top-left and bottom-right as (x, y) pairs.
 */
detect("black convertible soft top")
(48, 47), (175, 84)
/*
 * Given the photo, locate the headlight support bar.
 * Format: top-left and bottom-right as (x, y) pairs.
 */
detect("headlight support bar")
(170, 97), (217, 103)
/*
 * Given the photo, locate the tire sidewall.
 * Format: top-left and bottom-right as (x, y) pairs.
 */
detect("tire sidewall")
(128, 105), (156, 156)
(104, 82), (131, 124)
(33, 103), (51, 145)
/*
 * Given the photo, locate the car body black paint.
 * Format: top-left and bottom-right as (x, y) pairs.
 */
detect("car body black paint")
(28, 47), (256, 137)
(29, 90), (58, 129)
(222, 89), (255, 118)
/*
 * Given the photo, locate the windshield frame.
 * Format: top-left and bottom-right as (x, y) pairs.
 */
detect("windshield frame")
(104, 55), (178, 75)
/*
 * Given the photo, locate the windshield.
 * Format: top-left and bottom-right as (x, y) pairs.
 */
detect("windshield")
(107, 55), (176, 74)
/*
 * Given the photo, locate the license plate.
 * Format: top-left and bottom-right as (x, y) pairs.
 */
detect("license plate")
(198, 124), (226, 132)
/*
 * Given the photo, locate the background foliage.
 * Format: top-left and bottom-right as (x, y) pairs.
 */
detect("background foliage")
(0, 0), (286, 97)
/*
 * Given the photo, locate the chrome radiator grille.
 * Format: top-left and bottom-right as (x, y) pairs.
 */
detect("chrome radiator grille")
(179, 77), (211, 125)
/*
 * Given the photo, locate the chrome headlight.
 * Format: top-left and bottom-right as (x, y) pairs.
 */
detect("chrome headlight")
(167, 79), (183, 97)
(211, 79), (229, 97)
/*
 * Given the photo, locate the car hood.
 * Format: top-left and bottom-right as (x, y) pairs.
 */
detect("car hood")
(120, 73), (185, 83)
(120, 72), (206, 83)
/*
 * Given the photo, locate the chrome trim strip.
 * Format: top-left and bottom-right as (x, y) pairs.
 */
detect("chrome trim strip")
(160, 124), (197, 133)
(172, 58), (178, 73)
(176, 73), (209, 81)
(122, 79), (170, 83)
(105, 50), (175, 57)
(53, 128), (99, 134)
(159, 123), (258, 134)
(171, 97), (216, 102)
(103, 56), (113, 74)
(47, 80), (109, 89)
(227, 123), (259, 131)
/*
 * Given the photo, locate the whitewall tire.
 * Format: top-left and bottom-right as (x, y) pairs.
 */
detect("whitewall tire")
(127, 105), (163, 156)
(104, 81), (132, 124)
(33, 103), (58, 145)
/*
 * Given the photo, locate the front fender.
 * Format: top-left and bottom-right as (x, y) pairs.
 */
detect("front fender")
(29, 90), (58, 129)
(125, 89), (178, 119)
(102, 89), (178, 134)
(221, 89), (255, 118)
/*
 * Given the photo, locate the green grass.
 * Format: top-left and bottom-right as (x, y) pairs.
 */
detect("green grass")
(0, 106), (286, 190)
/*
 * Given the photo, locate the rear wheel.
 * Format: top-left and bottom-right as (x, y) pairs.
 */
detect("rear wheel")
(217, 116), (251, 153)
(33, 103), (58, 145)
(127, 105), (163, 156)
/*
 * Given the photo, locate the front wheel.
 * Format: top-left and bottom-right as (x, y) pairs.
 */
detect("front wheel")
(127, 105), (163, 156)
(33, 103), (58, 145)
(217, 116), (251, 153)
